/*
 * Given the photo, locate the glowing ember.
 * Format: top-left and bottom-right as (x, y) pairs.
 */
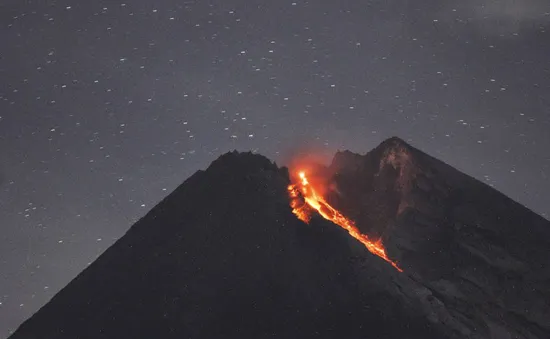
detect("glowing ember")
(288, 171), (403, 272)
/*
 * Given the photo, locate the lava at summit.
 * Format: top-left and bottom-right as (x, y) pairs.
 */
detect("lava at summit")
(288, 171), (403, 272)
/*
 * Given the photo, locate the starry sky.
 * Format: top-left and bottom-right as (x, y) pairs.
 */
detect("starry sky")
(1, 0), (550, 336)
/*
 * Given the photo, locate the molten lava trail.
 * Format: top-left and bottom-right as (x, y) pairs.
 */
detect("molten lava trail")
(288, 171), (403, 272)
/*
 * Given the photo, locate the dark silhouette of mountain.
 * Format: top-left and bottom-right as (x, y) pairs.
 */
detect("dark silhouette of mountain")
(9, 138), (550, 339)
(327, 137), (550, 338)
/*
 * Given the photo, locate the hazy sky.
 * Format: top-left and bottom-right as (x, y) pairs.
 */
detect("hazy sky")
(1, 0), (549, 336)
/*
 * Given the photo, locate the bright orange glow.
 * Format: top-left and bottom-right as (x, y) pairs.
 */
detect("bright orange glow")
(288, 171), (403, 272)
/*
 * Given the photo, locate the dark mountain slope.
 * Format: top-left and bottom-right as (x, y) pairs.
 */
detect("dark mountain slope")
(9, 139), (550, 339)
(326, 137), (550, 339)
(9, 151), (439, 339)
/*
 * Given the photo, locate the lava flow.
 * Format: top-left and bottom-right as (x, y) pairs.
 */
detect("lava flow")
(288, 171), (403, 272)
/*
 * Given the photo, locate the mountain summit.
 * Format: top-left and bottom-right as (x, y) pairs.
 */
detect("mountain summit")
(9, 138), (550, 339)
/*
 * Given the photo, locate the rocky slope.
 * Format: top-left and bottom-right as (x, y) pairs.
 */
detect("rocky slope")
(326, 137), (550, 339)
(8, 138), (550, 339)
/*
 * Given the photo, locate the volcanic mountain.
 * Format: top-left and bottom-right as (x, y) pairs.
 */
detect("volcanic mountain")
(9, 137), (550, 339)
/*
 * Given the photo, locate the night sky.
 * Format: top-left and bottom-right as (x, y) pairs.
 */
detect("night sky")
(1, 0), (550, 336)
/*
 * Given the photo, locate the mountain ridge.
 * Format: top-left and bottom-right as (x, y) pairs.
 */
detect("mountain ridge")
(325, 137), (550, 338)
(8, 137), (550, 339)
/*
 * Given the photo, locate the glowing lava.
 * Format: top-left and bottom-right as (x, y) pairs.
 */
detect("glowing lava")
(288, 171), (403, 272)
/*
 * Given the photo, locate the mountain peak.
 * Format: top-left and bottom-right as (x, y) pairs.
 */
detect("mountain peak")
(377, 136), (413, 150)
(207, 150), (278, 172)
(8, 140), (550, 339)
(331, 137), (416, 173)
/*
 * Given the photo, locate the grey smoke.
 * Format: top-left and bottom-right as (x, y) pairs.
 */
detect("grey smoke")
(444, 0), (550, 35)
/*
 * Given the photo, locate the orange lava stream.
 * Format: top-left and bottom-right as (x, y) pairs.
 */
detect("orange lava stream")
(288, 171), (403, 272)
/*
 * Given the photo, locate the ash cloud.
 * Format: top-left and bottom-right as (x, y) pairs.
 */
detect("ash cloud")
(444, 0), (550, 35)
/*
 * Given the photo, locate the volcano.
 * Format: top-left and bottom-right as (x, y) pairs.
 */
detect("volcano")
(8, 137), (550, 339)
